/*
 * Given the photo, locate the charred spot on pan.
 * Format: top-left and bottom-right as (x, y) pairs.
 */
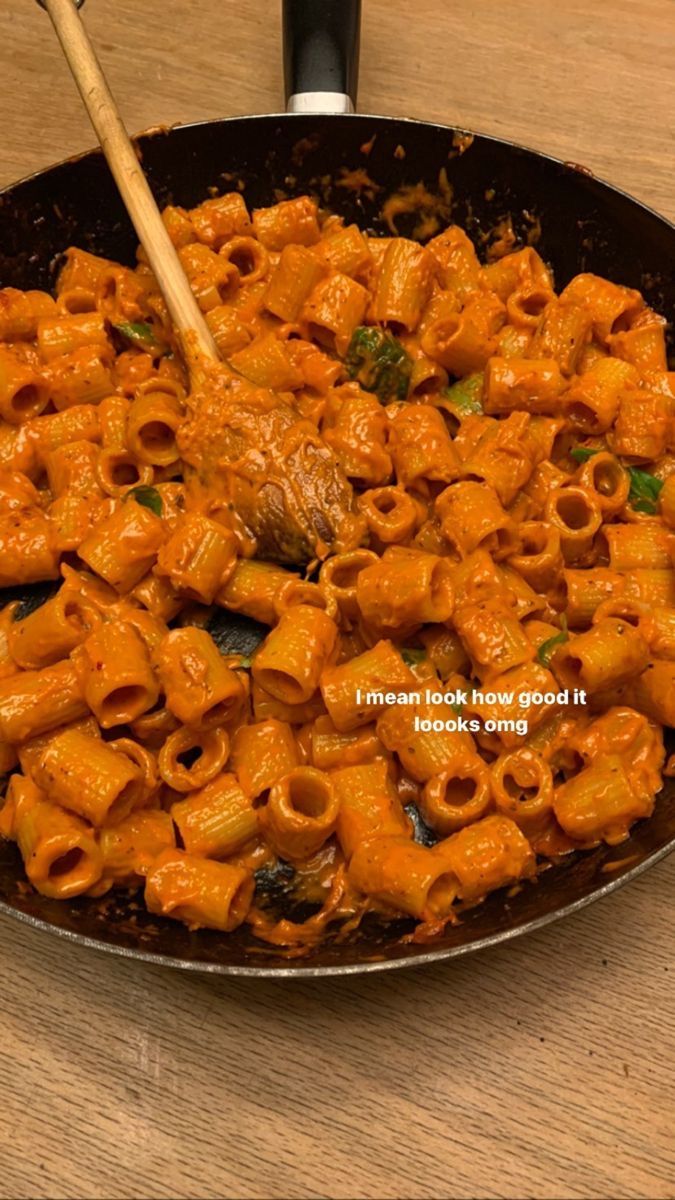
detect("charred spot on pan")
(205, 610), (268, 659)
(254, 860), (296, 906)
(6, 581), (59, 622)
(405, 803), (439, 847)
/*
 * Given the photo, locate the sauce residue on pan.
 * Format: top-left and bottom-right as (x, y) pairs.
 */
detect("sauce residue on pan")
(381, 168), (453, 238)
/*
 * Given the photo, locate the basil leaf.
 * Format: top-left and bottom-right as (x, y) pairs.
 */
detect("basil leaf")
(345, 326), (413, 403)
(537, 616), (569, 667)
(631, 498), (657, 514)
(451, 701), (463, 715)
(569, 447), (599, 463)
(442, 372), (484, 416)
(126, 485), (163, 517)
(114, 321), (160, 350)
(402, 648), (426, 667)
(627, 467), (663, 515)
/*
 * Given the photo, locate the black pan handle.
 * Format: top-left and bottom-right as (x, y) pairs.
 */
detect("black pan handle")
(282, 0), (361, 113)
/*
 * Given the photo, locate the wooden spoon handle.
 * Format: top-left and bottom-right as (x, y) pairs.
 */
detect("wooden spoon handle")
(41, 0), (219, 370)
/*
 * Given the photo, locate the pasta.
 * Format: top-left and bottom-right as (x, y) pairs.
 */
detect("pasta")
(0, 189), (670, 950)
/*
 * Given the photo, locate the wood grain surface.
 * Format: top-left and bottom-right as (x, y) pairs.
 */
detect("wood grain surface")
(0, 2), (674, 1198)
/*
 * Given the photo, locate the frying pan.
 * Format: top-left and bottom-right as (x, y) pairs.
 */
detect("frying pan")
(0, 0), (673, 976)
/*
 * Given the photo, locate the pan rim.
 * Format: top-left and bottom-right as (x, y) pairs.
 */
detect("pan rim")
(1, 833), (673, 977)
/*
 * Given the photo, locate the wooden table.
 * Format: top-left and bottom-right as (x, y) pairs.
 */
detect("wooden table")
(1, 2), (674, 1197)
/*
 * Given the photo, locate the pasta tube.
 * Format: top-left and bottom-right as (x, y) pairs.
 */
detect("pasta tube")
(252, 605), (337, 705)
(551, 618), (650, 693)
(419, 752), (492, 835)
(264, 245), (327, 322)
(171, 773), (258, 858)
(100, 810), (175, 886)
(572, 452), (629, 517)
(10, 774), (103, 899)
(357, 487), (419, 547)
(433, 814), (535, 901)
(489, 747), (554, 832)
(452, 600), (534, 680)
(158, 726), (230, 793)
(544, 486), (602, 563)
(188, 192), (252, 248)
(553, 757), (653, 844)
(78, 500), (165, 593)
(259, 767), (339, 860)
(0, 512), (60, 588)
(507, 522), (563, 592)
(0, 287), (56, 339)
(252, 197), (320, 250)
(0, 659), (87, 744)
(145, 848), (254, 931)
(310, 716), (384, 771)
(217, 559), (298, 625)
(8, 585), (100, 669)
(348, 836), (459, 920)
(76, 621), (159, 727)
(0, 346), (49, 423)
(155, 513), (237, 604)
(126, 390), (183, 467)
(436, 481), (515, 558)
(318, 550), (379, 624)
(356, 548), (454, 632)
(388, 404), (458, 487)
(377, 699), (474, 783)
(155, 627), (246, 729)
(371, 239), (435, 333)
(33, 728), (143, 827)
(301, 273), (369, 355)
(230, 719), (299, 800)
(46, 346), (113, 411)
(332, 759), (409, 859)
(484, 357), (563, 415)
(37, 312), (112, 364)
(320, 640), (416, 731)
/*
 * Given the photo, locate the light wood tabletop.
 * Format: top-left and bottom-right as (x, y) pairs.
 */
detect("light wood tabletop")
(0, 2), (674, 1198)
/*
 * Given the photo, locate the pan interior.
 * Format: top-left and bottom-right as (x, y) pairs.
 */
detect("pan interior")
(0, 113), (674, 974)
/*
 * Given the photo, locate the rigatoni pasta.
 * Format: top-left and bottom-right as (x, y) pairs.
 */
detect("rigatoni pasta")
(0, 192), (670, 950)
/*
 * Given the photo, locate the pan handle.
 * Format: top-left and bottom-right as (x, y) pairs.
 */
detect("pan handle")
(282, 0), (361, 114)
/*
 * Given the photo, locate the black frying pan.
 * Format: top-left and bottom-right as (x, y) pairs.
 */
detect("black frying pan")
(0, 0), (673, 976)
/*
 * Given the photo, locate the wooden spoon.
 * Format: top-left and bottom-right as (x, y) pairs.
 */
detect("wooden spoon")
(38, 0), (365, 568)
(39, 0), (219, 374)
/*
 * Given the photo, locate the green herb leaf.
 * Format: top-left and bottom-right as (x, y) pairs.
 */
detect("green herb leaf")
(344, 326), (413, 403)
(451, 701), (463, 715)
(442, 372), (484, 416)
(113, 321), (160, 350)
(126, 485), (162, 517)
(238, 654), (253, 670)
(402, 648), (426, 667)
(627, 467), (663, 515)
(537, 616), (569, 667)
(571, 453), (663, 513)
